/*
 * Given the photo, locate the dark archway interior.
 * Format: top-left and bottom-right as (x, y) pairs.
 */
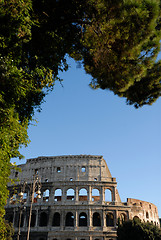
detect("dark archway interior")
(65, 212), (74, 226)
(79, 212), (87, 226)
(31, 212), (36, 227)
(52, 212), (60, 226)
(20, 213), (24, 227)
(93, 212), (101, 226)
(6, 213), (13, 223)
(106, 213), (114, 226)
(39, 212), (48, 226)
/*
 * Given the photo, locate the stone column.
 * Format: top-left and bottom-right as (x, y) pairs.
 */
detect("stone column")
(61, 210), (64, 230)
(35, 209), (39, 227)
(75, 186), (79, 202)
(61, 187), (66, 202)
(75, 210), (78, 229)
(113, 186), (116, 203)
(103, 210), (106, 228)
(115, 210), (118, 226)
(89, 209), (92, 230)
(100, 186), (104, 202)
(88, 186), (92, 202)
(13, 208), (16, 227)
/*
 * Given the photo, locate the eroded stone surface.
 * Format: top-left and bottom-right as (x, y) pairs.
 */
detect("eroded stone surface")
(5, 155), (160, 240)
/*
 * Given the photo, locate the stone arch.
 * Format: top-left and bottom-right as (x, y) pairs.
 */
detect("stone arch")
(106, 212), (114, 226)
(105, 188), (112, 202)
(92, 188), (100, 202)
(65, 212), (74, 226)
(34, 192), (38, 203)
(54, 188), (62, 201)
(43, 189), (50, 202)
(66, 188), (75, 201)
(39, 212), (48, 226)
(22, 192), (28, 202)
(119, 213), (126, 224)
(133, 216), (140, 221)
(31, 212), (36, 227)
(10, 194), (17, 205)
(20, 213), (25, 227)
(79, 212), (87, 226)
(93, 212), (101, 226)
(14, 211), (19, 227)
(6, 213), (13, 223)
(79, 188), (88, 201)
(52, 212), (60, 226)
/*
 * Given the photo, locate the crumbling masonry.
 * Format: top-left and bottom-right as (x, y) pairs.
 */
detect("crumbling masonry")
(5, 155), (160, 240)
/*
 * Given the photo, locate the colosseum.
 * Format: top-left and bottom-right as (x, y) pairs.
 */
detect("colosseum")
(5, 155), (160, 240)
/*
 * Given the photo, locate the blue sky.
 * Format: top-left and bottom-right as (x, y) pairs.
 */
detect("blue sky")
(11, 58), (161, 216)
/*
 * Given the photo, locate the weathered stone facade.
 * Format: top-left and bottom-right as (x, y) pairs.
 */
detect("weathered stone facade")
(5, 155), (160, 240)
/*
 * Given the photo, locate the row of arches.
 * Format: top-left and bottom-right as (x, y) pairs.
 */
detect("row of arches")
(12, 211), (126, 228)
(45, 188), (112, 202)
(9, 188), (114, 204)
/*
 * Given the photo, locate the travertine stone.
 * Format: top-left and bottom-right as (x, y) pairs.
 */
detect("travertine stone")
(5, 155), (160, 240)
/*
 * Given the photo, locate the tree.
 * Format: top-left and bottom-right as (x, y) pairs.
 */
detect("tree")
(1, 0), (161, 238)
(0, 221), (14, 240)
(117, 218), (161, 240)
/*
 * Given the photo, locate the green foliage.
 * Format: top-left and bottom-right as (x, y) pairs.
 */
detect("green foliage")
(0, 220), (14, 240)
(81, 0), (161, 107)
(117, 218), (161, 240)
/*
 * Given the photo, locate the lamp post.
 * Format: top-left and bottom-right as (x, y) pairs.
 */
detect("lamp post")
(27, 174), (41, 240)
(17, 181), (27, 240)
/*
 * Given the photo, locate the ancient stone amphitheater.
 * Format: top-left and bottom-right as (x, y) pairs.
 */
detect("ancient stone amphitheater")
(5, 155), (160, 240)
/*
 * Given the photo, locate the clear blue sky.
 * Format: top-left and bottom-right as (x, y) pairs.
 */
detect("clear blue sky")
(11, 58), (161, 217)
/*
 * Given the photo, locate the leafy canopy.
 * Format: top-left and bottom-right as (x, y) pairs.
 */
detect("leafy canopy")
(117, 218), (161, 240)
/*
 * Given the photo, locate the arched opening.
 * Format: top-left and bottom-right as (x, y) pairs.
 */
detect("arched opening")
(119, 213), (126, 224)
(133, 216), (140, 221)
(52, 212), (60, 226)
(43, 189), (50, 202)
(146, 211), (149, 218)
(39, 212), (48, 226)
(10, 194), (17, 204)
(66, 188), (75, 201)
(6, 213), (13, 223)
(93, 212), (101, 226)
(92, 189), (100, 202)
(34, 192), (38, 203)
(79, 188), (88, 201)
(106, 213), (114, 226)
(14, 212), (19, 227)
(31, 212), (36, 227)
(105, 189), (112, 202)
(20, 213), (24, 227)
(54, 189), (62, 201)
(65, 212), (74, 226)
(79, 212), (87, 226)
(23, 192), (28, 203)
